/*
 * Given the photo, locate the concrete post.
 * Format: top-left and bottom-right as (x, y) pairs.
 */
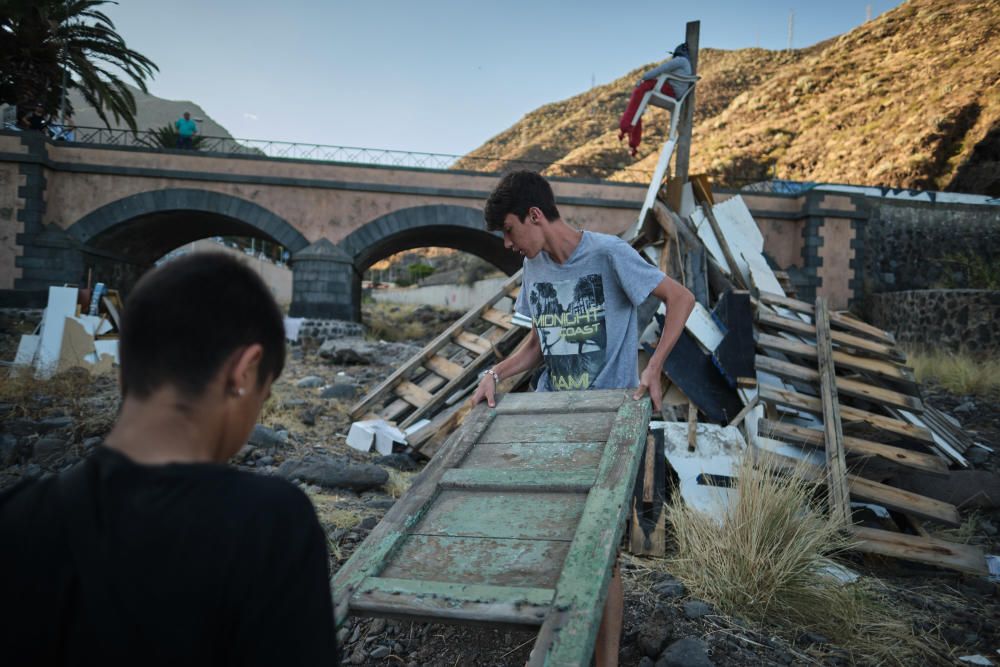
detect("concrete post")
(289, 238), (357, 321)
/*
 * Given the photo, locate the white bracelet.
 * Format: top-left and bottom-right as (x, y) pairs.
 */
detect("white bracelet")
(482, 369), (500, 386)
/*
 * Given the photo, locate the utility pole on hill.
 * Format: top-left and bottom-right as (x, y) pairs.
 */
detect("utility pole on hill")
(787, 10), (794, 51)
(670, 20), (699, 212)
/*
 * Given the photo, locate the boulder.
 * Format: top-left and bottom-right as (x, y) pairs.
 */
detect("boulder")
(32, 437), (69, 464)
(278, 456), (388, 492)
(247, 424), (288, 449)
(296, 375), (324, 389)
(656, 637), (713, 667)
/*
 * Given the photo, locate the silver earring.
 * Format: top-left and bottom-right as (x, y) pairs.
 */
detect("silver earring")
(236, 388), (246, 397)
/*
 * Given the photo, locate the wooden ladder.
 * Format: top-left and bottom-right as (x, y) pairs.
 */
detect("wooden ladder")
(349, 271), (527, 437)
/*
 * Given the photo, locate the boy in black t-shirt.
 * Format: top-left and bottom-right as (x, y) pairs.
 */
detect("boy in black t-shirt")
(0, 254), (339, 666)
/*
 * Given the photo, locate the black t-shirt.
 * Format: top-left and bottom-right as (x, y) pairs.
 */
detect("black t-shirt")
(25, 112), (47, 130)
(0, 447), (339, 666)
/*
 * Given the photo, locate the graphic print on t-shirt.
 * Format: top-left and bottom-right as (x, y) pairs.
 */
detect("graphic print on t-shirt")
(529, 274), (607, 390)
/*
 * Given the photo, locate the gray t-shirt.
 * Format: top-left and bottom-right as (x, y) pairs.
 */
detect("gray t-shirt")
(515, 231), (665, 392)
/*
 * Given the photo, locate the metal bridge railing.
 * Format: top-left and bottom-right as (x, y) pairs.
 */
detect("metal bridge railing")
(62, 126), (656, 183)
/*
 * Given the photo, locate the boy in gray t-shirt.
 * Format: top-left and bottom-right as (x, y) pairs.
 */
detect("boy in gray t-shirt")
(471, 170), (695, 667)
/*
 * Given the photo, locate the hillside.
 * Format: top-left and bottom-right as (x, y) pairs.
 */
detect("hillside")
(68, 84), (235, 139)
(458, 0), (1000, 195)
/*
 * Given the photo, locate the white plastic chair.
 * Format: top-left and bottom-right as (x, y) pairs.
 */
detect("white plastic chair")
(630, 73), (701, 139)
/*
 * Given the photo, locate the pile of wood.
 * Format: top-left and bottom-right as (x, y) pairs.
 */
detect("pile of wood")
(634, 178), (988, 575)
(349, 176), (989, 576)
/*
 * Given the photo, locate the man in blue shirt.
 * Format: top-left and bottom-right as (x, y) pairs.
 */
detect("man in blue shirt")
(175, 111), (198, 149)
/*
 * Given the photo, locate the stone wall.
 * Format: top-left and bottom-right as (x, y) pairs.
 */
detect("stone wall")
(861, 199), (1000, 295)
(868, 289), (1000, 355)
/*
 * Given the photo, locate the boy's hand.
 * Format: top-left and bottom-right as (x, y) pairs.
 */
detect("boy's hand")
(633, 364), (663, 413)
(470, 373), (497, 408)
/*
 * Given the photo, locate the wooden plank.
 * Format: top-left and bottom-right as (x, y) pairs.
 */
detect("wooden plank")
(453, 330), (493, 355)
(691, 179), (747, 289)
(757, 309), (904, 361)
(380, 535), (569, 588)
(851, 526), (987, 575)
(530, 397), (652, 666)
(393, 380), (433, 408)
(349, 271), (522, 419)
(460, 441), (605, 472)
(763, 450), (961, 526)
(481, 307), (514, 329)
(756, 332), (917, 387)
(755, 355), (924, 412)
(494, 389), (627, 414)
(331, 404), (497, 626)
(757, 291), (895, 344)
(423, 354), (464, 381)
(479, 412), (614, 444)
(816, 296), (852, 527)
(352, 577), (553, 627)
(398, 325), (527, 428)
(758, 385), (936, 445)
(440, 469), (595, 493)
(411, 490), (584, 541)
(629, 431), (666, 556)
(758, 419), (949, 475)
(847, 475), (961, 526)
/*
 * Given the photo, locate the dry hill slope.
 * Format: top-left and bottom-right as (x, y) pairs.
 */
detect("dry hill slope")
(460, 0), (1000, 195)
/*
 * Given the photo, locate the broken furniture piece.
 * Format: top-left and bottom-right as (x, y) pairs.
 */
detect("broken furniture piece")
(333, 390), (652, 666)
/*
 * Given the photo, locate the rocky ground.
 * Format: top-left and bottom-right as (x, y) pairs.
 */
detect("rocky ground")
(1, 305), (998, 666)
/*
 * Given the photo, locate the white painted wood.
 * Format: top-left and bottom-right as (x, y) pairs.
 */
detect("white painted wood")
(14, 335), (39, 366)
(684, 302), (725, 353)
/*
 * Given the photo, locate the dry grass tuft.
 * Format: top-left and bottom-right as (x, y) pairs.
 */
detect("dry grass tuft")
(665, 453), (943, 665)
(907, 349), (1000, 398)
(0, 366), (99, 418)
(305, 490), (362, 530)
(384, 469), (414, 499)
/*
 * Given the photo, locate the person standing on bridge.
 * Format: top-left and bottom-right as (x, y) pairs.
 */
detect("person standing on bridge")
(471, 170), (695, 666)
(175, 110), (198, 149)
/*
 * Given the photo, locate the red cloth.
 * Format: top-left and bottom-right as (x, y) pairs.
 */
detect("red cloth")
(619, 79), (676, 157)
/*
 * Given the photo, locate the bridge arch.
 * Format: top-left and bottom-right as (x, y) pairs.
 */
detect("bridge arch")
(60, 188), (310, 297)
(338, 204), (520, 275)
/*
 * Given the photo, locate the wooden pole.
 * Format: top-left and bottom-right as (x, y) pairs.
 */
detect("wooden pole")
(816, 296), (853, 527)
(673, 20), (700, 194)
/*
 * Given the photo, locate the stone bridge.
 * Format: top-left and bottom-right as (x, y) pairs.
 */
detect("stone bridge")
(0, 132), (650, 319)
(3, 130), (993, 319)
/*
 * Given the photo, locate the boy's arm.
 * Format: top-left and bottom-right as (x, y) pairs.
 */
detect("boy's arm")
(470, 327), (542, 408)
(633, 276), (695, 412)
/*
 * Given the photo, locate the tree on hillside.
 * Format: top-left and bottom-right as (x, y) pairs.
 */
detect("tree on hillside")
(0, 0), (157, 130)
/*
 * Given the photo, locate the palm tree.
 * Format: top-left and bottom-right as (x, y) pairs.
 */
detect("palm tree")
(138, 124), (206, 151)
(0, 0), (157, 131)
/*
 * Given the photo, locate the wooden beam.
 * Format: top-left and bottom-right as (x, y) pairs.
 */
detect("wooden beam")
(481, 307), (513, 329)
(394, 380), (434, 408)
(756, 309), (904, 361)
(353, 578), (553, 627)
(629, 432), (666, 557)
(756, 333), (916, 386)
(758, 419), (949, 476)
(423, 354), (464, 381)
(453, 330), (493, 355)
(691, 180), (747, 289)
(440, 469), (595, 493)
(758, 384), (936, 445)
(755, 355), (924, 412)
(847, 475), (961, 526)
(757, 291), (895, 344)
(850, 526), (987, 575)
(672, 20), (699, 199)
(816, 296), (852, 527)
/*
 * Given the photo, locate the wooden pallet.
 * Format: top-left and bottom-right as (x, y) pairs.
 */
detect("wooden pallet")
(332, 390), (653, 665)
(750, 297), (987, 573)
(349, 272), (528, 448)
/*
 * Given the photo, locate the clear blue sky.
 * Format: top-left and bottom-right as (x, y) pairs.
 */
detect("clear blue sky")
(103, 0), (902, 155)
